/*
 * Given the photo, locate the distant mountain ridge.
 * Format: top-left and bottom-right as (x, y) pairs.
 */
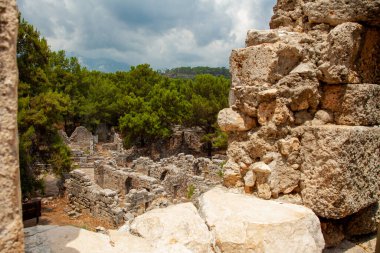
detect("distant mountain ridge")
(161, 66), (230, 79)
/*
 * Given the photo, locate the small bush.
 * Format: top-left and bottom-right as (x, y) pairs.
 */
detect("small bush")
(187, 184), (195, 199)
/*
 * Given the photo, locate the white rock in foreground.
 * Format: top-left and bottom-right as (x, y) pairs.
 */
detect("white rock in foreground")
(198, 187), (325, 253)
(130, 202), (213, 253)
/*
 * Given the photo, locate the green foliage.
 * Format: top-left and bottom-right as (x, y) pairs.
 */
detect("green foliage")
(187, 184), (196, 199)
(212, 129), (228, 150)
(17, 18), (72, 197)
(162, 66), (230, 79)
(17, 17), (231, 196)
(217, 169), (224, 178)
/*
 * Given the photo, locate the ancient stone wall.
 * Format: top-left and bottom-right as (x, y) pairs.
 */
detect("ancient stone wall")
(66, 170), (124, 225)
(0, 1), (24, 252)
(218, 0), (379, 246)
(68, 126), (96, 154)
(66, 149), (224, 223)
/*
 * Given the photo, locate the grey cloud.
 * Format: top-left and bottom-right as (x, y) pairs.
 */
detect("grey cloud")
(17, 0), (276, 70)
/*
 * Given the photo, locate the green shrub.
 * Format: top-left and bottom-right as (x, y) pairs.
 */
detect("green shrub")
(187, 184), (196, 199)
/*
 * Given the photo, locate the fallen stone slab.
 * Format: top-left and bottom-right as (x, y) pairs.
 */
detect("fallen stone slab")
(198, 187), (325, 253)
(130, 202), (214, 253)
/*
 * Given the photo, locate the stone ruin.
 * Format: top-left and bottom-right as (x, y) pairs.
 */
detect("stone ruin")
(218, 0), (380, 247)
(0, 0), (379, 251)
(62, 126), (225, 225)
(121, 125), (207, 161)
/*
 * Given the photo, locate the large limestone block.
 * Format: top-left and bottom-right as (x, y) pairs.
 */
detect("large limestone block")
(230, 42), (302, 87)
(245, 29), (280, 47)
(270, 0), (306, 29)
(0, 0), (24, 252)
(130, 203), (213, 253)
(218, 108), (256, 132)
(295, 125), (380, 219)
(198, 187), (325, 253)
(304, 0), (380, 26)
(318, 22), (364, 84)
(321, 84), (380, 126)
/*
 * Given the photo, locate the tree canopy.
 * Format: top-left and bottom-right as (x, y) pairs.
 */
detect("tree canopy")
(17, 18), (230, 197)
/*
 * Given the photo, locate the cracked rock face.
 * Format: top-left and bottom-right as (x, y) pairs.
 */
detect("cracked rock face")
(25, 187), (325, 253)
(130, 203), (214, 253)
(198, 187), (325, 253)
(219, 0), (380, 245)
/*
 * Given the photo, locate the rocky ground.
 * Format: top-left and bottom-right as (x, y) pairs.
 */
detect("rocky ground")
(24, 186), (378, 253)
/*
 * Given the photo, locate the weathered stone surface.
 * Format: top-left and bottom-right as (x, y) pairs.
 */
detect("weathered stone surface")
(230, 41), (303, 88)
(198, 187), (325, 253)
(304, 0), (380, 26)
(223, 159), (242, 188)
(67, 169), (124, 225)
(320, 220), (346, 247)
(245, 29), (280, 47)
(318, 22), (364, 84)
(69, 126), (94, 152)
(268, 158), (301, 198)
(346, 201), (380, 236)
(130, 203), (213, 253)
(278, 137), (300, 156)
(243, 170), (256, 187)
(295, 125), (380, 219)
(222, 0), (380, 250)
(0, 0), (24, 252)
(276, 73), (320, 112)
(218, 108), (256, 132)
(358, 28), (380, 84)
(257, 98), (294, 125)
(321, 84), (380, 126)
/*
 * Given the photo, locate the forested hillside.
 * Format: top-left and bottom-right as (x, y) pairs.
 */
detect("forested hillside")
(161, 66), (230, 79)
(17, 18), (230, 197)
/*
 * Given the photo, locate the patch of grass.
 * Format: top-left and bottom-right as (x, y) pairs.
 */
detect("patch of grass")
(187, 184), (195, 199)
(217, 169), (225, 178)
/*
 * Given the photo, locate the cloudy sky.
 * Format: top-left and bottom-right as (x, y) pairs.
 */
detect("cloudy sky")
(18, 0), (276, 72)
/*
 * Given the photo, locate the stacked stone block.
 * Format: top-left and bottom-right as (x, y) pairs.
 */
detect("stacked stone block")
(218, 0), (380, 246)
(66, 170), (124, 225)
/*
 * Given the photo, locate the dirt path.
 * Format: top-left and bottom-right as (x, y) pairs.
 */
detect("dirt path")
(23, 196), (116, 231)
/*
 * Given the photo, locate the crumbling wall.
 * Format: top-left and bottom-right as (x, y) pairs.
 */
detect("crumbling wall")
(0, 1), (24, 252)
(94, 162), (159, 195)
(69, 126), (96, 154)
(66, 152), (225, 223)
(219, 0), (380, 246)
(66, 170), (124, 225)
